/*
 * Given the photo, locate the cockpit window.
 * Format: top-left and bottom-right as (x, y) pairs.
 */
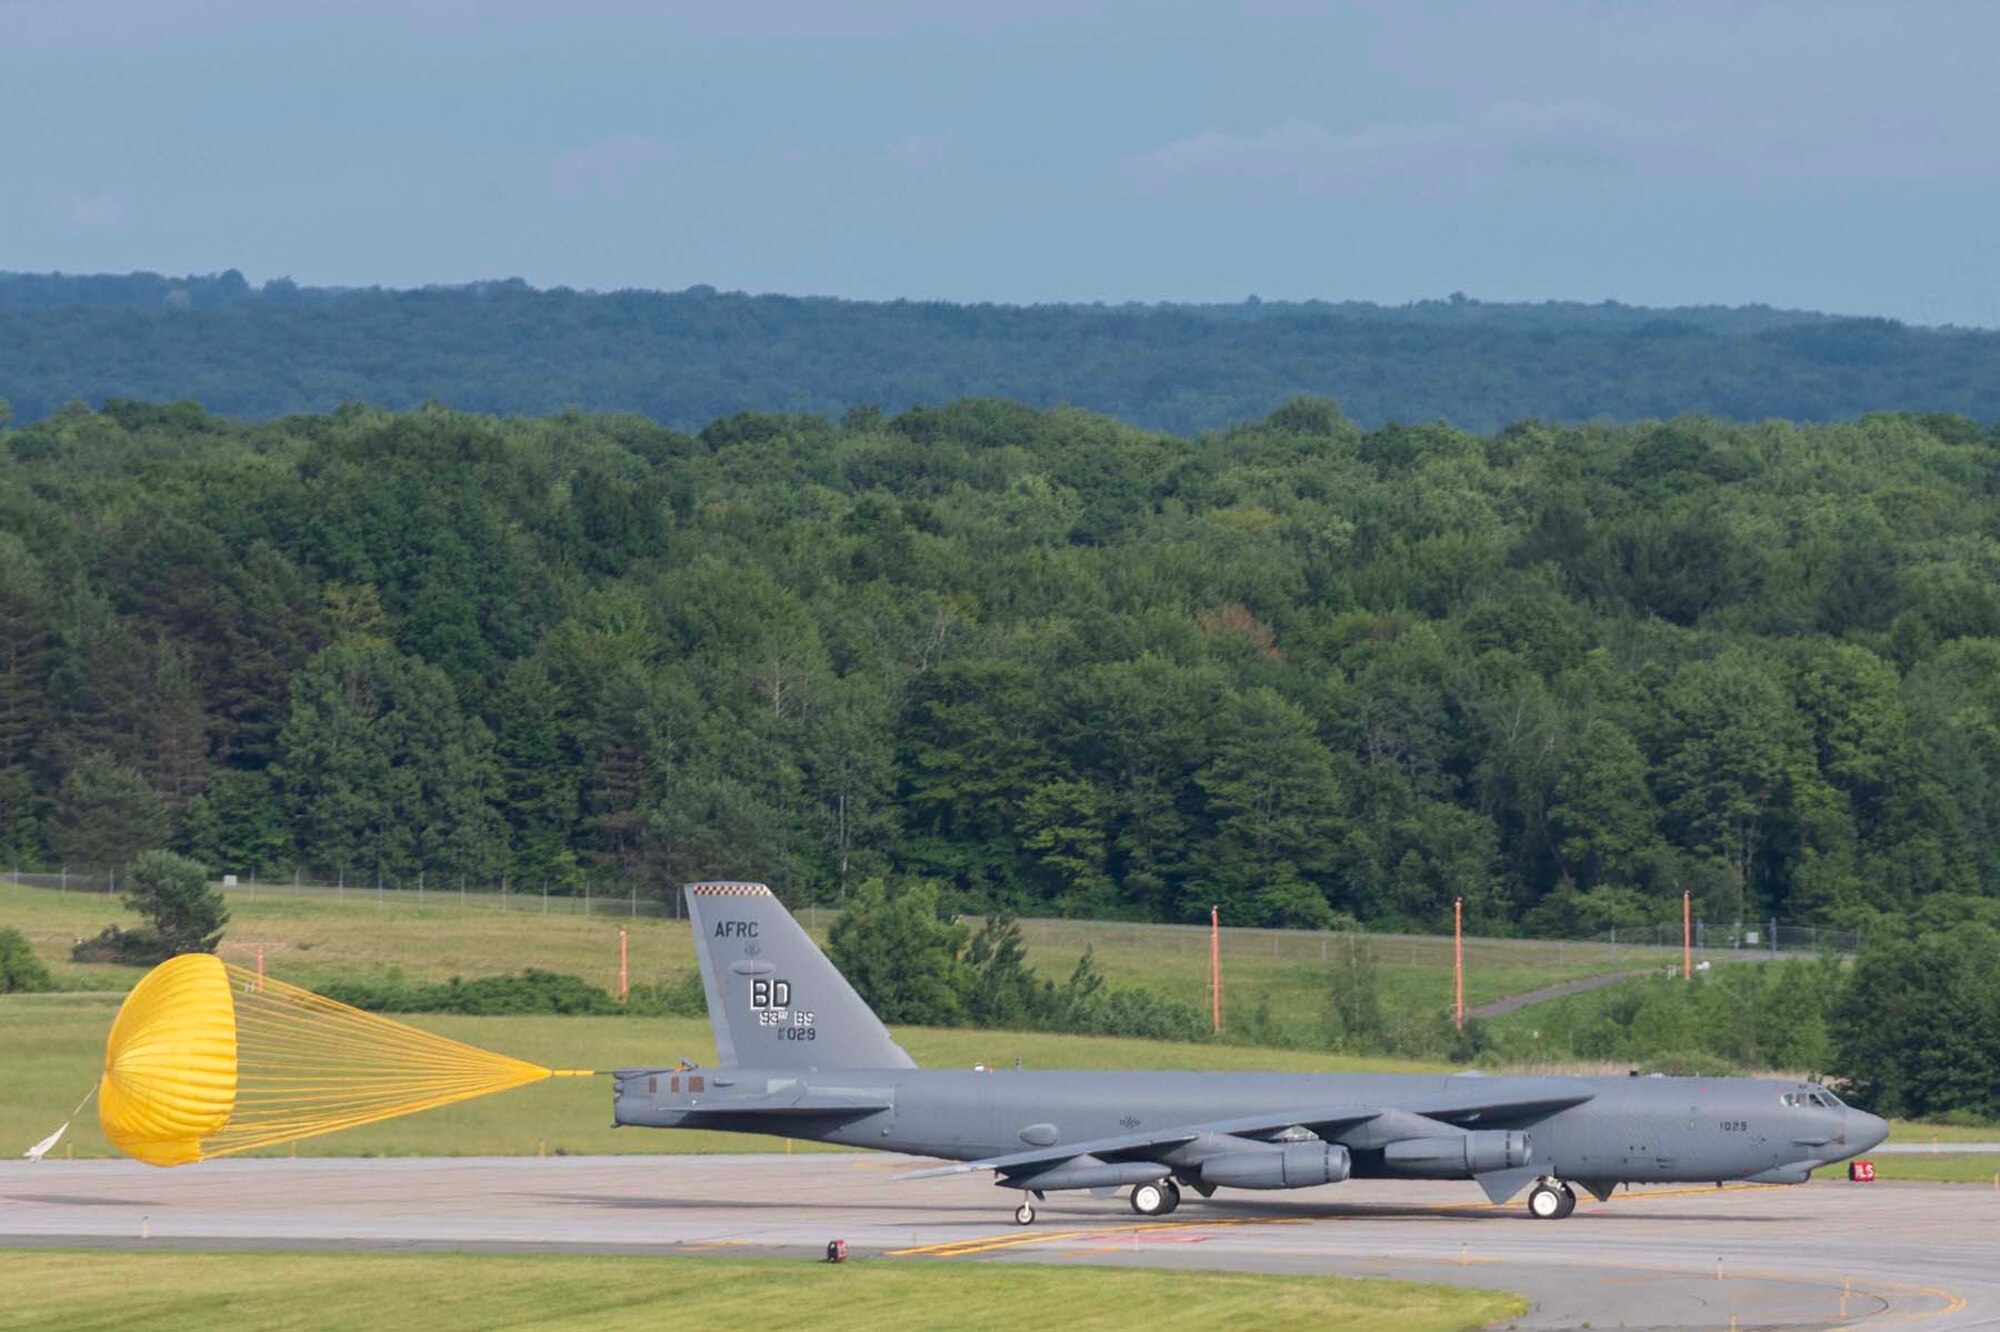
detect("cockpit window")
(1781, 1092), (1801, 1107)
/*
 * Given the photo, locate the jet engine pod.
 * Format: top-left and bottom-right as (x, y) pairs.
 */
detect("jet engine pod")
(1382, 1129), (1531, 1178)
(1199, 1141), (1352, 1190)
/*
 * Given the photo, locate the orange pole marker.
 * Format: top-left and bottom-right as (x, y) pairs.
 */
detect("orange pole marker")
(1210, 906), (1222, 1035)
(619, 927), (629, 1002)
(1683, 890), (1692, 982)
(1453, 898), (1465, 1031)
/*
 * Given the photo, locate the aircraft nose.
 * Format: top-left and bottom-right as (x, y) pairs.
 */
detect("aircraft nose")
(1847, 1109), (1889, 1153)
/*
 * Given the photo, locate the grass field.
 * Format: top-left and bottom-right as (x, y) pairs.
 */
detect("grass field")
(8, 988), (1985, 1171)
(1888, 1120), (2000, 1144)
(1859, 1154), (2000, 1184)
(0, 1251), (1526, 1332)
(0, 992), (1450, 1160)
(0, 879), (1649, 1034)
(0, 880), (699, 994)
(10, 878), (1985, 1160)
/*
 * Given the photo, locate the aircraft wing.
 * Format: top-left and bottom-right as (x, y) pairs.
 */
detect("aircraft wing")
(897, 1107), (1382, 1179)
(1410, 1082), (1598, 1124)
(896, 1081), (1596, 1181)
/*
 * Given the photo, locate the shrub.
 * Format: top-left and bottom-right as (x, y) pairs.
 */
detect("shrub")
(122, 850), (226, 955)
(70, 924), (168, 965)
(316, 969), (622, 1015)
(1, 927), (54, 992)
(626, 969), (709, 1018)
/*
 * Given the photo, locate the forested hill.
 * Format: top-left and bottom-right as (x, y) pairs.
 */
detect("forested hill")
(5, 271), (2000, 434)
(5, 397), (1999, 938)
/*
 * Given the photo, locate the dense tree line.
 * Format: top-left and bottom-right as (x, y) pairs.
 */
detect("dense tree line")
(6, 273), (2000, 435)
(3, 396), (2000, 943)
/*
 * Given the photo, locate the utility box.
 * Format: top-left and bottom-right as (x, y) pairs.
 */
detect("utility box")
(1849, 1160), (1874, 1182)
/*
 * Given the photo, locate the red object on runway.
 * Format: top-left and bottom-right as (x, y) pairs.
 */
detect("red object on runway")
(1849, 1160), (1875, 1182)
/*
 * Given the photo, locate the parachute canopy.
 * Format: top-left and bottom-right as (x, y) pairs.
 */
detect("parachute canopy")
(99, 953), (591, 1167)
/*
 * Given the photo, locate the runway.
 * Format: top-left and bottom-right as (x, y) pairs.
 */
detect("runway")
(4, 1154), (1995, 1330)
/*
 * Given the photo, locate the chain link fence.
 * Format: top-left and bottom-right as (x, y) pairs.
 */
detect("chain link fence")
(2, 866), (686, 920)
(1008, 915), (1858, 968)
(1583, 919), (1862, 957)
(5, 866), (1858, 958)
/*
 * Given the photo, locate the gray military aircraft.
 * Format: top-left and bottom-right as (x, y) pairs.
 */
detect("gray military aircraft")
(613, 882), (1887, 1223)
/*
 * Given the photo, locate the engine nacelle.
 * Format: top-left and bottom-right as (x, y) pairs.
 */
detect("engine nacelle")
(1199, 1141), (1352, 1190)
(1381, 1130), (1532, 1178)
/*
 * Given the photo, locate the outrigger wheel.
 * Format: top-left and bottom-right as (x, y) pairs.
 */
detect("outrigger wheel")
(1014, 1199), (1036, 1226)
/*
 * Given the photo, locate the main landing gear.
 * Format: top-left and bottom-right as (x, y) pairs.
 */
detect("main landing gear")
(1014, 1178), (1183, 1225)
(1129, 1179), (1181, 1217)
(1526, 1178), (1577, 1220)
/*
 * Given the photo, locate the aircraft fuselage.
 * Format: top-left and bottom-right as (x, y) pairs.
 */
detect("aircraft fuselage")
(615, 1066), (1881, 1190)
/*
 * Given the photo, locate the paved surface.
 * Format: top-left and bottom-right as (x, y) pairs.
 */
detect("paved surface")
(1878, 1142), (2000, 1154)
(1467, 970), (1649, 1018)
(3, 1155), (1995, 1329)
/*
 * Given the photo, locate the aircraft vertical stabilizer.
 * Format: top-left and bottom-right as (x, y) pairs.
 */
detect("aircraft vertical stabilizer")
(684, 882), (916, 1071)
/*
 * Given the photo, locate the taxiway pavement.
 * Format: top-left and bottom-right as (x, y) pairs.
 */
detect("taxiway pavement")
(3, 1155), (1994, 1330)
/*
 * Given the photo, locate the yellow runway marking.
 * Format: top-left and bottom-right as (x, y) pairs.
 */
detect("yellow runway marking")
(887, 1181), (1968, 1323)
(891, 1182), (1787, 1258)
(889, 1215), (1300, 1259)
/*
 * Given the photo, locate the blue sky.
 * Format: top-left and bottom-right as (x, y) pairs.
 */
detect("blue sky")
(4, 1), (1996, 324)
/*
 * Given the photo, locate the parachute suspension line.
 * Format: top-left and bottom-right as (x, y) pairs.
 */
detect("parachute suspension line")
(65, 1082), (99, 1121)
(202, 964), (573, 1160)
(97, 954), (596, 1167)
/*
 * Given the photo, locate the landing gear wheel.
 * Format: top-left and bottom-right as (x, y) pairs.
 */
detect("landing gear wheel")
(1130, 1180), (1174, 1216)
(1158, 1181), (1181, 1215)
(1554, 1183), (1577, 1219)
(1014, 1201), (1036, 1226)
(1527, 1181), (1567, 1220)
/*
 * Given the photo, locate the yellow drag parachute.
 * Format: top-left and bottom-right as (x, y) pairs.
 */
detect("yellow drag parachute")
(98, 954), (591, 1167)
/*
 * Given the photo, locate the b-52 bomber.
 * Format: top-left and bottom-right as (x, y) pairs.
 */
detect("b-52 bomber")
(613, 882), (1887, 1223)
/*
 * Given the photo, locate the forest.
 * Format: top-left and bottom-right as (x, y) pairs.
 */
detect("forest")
(6, 271), (2000, 434)
(4, 393), (2000, 944)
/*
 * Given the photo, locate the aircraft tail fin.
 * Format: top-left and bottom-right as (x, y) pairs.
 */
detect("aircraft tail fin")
(684, 881), (916, 1071)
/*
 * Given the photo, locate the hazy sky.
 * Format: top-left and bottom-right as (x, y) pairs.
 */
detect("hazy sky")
(5, 1), (1996, 324)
